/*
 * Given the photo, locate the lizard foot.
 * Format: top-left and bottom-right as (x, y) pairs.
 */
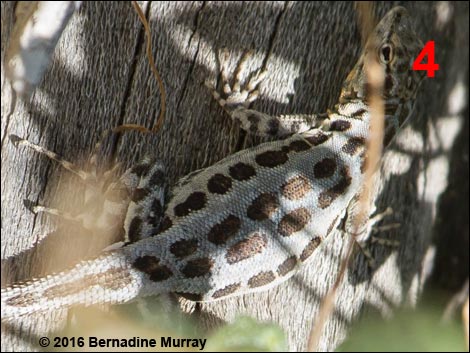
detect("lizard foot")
(351, 207), (401, 269)
(205, 49), (267, 111)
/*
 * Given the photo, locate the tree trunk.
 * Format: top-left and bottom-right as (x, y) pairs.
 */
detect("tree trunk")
(1, 1), (468, 351)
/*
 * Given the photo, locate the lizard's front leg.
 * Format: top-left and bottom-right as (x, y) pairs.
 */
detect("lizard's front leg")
(206, 49), (326, 139)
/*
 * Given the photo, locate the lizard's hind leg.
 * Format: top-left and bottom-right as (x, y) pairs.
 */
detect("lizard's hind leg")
(10, 134), (98, 182)
(346, 207), (401, 269)
(9, 134), (115, 231)
(9, 134), (164, 245)
(120, 157), (168, 243)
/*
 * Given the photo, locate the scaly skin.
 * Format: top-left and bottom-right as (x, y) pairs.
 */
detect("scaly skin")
(2, 7), (424, 320)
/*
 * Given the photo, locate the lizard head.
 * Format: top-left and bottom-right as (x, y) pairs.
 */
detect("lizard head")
(339, 6), (425, 146)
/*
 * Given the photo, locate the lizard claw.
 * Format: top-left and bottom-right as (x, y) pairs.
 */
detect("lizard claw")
(207, 49), (267, 111)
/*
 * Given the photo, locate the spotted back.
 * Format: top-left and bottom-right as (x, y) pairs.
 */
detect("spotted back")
(127, 125), (367, 301)
(125, 7), (425, 302)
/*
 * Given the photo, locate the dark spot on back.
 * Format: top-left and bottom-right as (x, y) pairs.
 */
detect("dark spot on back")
(208, 215), (241, 245)
(352, 108), (368, 118)
(170, 238), (198, 259)
(248, 271), (276, 288)
(330, 120), (351, 131)
(277, 256), (298, 276)
(342, 137), (366, 156)
(226, 232), (267, 264)
(318, 167), (352, 209)
(133, 255), (160, 272)
(182, 258), (213, 278)
(207, 174), (232, 194)
(300, 237), (322, 261)
(278, 208), (312, 237)
(174, 192), (207, 217)
(212, 282), (241, 299)
(281, 175), (312, 200)
(313, 158), (337, 178)
(255, 150), (288, 168)
(288, 140), (311, 152)
(133, 255), (173, 282)
(305, 132), (330, 145)
(229, 162), (256, 181)
(247, 193), (279, 221)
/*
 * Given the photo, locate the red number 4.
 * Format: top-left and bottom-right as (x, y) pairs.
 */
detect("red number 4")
(412, 41), (439, 78)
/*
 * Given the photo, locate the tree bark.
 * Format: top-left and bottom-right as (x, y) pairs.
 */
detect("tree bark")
(1, 1), (468, 351)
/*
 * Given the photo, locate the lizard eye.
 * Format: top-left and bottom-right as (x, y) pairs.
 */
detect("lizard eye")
(379, 44), (393, 64)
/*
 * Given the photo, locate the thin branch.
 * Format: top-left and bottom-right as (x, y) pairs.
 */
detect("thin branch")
(307, 2), (385, 350)
(114, 1), (166, 134)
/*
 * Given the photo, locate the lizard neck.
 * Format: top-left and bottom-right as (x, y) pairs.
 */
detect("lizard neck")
(326, 99), (371, 142)
(327, 96), (412, 148)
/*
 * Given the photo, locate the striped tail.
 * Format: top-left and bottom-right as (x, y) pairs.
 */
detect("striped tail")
(1, 249), (144, 320)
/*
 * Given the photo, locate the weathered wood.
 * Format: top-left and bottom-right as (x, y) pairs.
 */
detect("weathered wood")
(1, 1), (468, 351)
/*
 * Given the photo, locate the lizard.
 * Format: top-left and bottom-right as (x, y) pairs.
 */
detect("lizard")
(2, 6), (424, 320)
